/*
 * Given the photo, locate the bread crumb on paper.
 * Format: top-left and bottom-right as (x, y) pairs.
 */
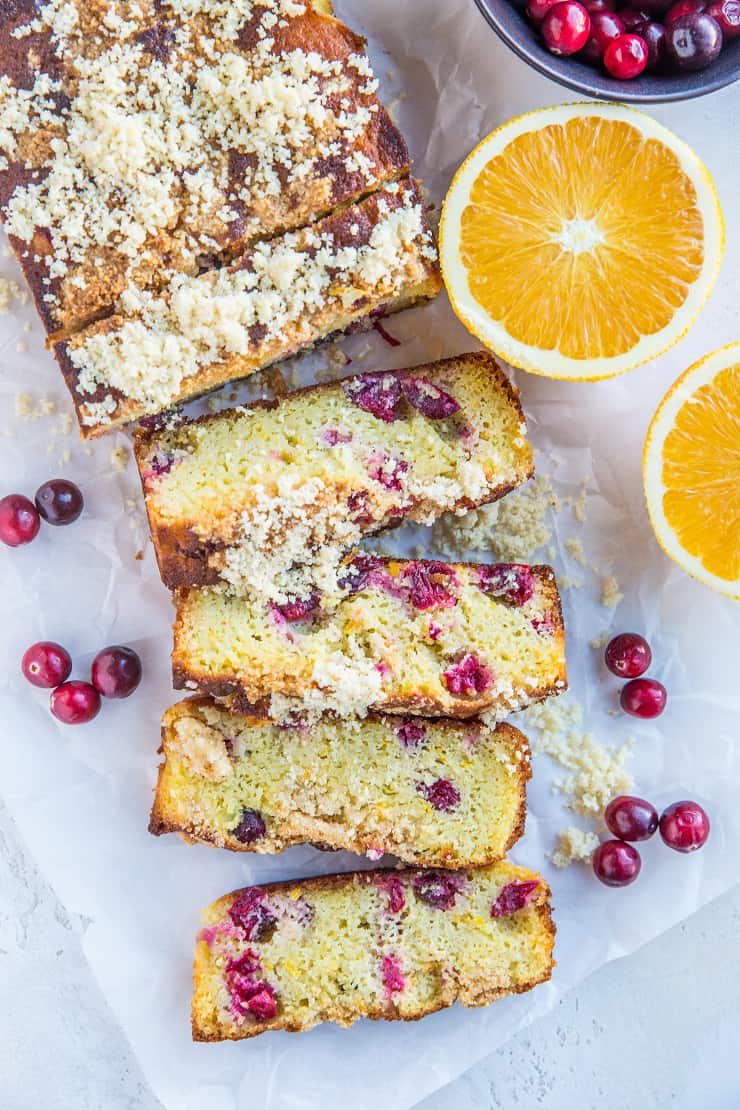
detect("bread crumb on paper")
(590, 631), (609, 650)
(433, 475), (560, 561)
(600, 575), (623, 609)
(15, 393), (57, 420)
(0, 276), (23, 313)
(550, 826), (600, 869)
(110, 445), (129, 472)
(565, 537), (586, 565)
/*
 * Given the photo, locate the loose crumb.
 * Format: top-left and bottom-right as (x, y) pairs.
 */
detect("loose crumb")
(433, 474), (559, 561)
(550, 826), (600, 869)
(0, 276), (22, 313)
(565, 537), (586, 566)
(590, 631), (609, 650)
(15, 393), (57, 420)
(109, 445), (129, 472)
(15, 339), (27, 353)
(600, 575), (623, 610)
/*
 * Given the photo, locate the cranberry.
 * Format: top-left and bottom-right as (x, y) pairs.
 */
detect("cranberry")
(412, 871), (466, 910)
(91, 645), (142, 698)
(605, 795), (659, 841)
(244, 985), (277, 1021)
(604, 633), (652, 678)
(582, 9), (625, 58)
(442, 653), (493, 696)
(659, 800), (710, 852)
(541, 0), (591, 52)
(367, 451), (409, 490)
(616, 6), (650, 27)
(0, 494), (40, 547)
(585, 0), (616, 10)
(231, 808), (266, 844)
(478, 564), (535, 606)
(34, 479), (83, 526)
(271, 592), (321, 623)
(374, 873), (406, 914)
(634, 19), (668, 65)
(382, 954), (405, 995)
(338, 554), (385, 593)
(665, 0), (706, 23)
(527, 0), (561, 20)
(490, 879), (540, 917)
(638, 0), (673, 10)
(417, 778), (461, 812)
(50, 681), (101, 725)
(402, 561), (458, 610)
(225, 951), (278, 1020)
(21, 641), (72, 688)
(343, 373), (403, 422)
(400, 376), (460, 419)
(706, 0), (740, 35)
(620, 677), (667, 718)
(323, 427), (353, 446)
(603, 32), (649, 75)
(396, 719), (427, 748)
(665, 11), (723, 67)
(142, 453), (175, 487)
(229, 888), (277, 941)
(592, 840), (642, 886)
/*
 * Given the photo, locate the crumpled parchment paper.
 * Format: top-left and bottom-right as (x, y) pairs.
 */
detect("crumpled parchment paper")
(0, 2), (738, 1107)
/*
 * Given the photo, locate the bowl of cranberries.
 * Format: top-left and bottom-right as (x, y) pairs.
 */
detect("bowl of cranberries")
(474, 0), (739, 100)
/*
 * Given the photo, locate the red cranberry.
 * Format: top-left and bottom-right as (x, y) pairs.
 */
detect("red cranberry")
(396, 719), (427, 748)
(91, 645), (142, 698)
(527, 0), (561, 20)
(0, 494), (40, 547)
(619, 7), (651, 27)
(665, 0), (706, 23)
(604, 632), (652, 678)
(412, 871), (466, 910)
(490, 879), (540, 917)
(706, 0), (740, 35)
(582, 9), (625, 58)
(605, 795), (659, 841)
(592, 840), (642, 886)
(665, 12), (723, 68)
(245, 985), (277, 1021)
(22, 641), (72, 688)
(603, 32), (649, 75)
(638, 0), (673, 11)
(367, 451), (409, 490)
(382, 954), (405, 995)
(417, 778), (461, 812)
(231, 808), (266, 844)
(34, 479), (83, 526)
(659, 800), (710, 852)
(229, 888), (277, 940)
(271, 592), (321, 623)
(374, 873), (406, 914)
(400, 376), (460, 419)
(343, 373), (403, 422)
(634, 19), (668, 65)
(478, 564), (535, 606)
(442, 653), (493, 696)
(50, 681), (101, 725)
(402, 561), (458, 610)
(541, 0), (591, 52)
(620, 677), (667, 718)
(585, 0), (616, 10)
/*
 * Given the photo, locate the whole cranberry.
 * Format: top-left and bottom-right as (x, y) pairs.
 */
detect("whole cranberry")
(582, 9), (625, 59)
(659, 800), (710, 852)
(605, 632), (652, 678)
(22, 641), (72, 688)
(541, 0), (591, 52)
(91, 646), (142, 698)
(665, 0), (707, 23)
(634, 19), (668, 65)
(592, 840), (642, 887)
(665, 11), (723, 67)
(34, 479), (84, 526)
(620, 677), (667, 718)
(619, 7), (651, 27)
(605, 795), (659, 841)
(527, 0), (561, 20)
(603, 32), (649, 76)
(50, 681), (101, 725)
(706, 0), (740, 36)
(585, 0), (616, 10)
(0, 494), (40, 547)
(638, 0), (673, 10)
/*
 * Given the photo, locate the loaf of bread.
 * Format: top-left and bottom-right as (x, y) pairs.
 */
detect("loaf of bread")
(134, 352), (533, 594)
(192, 861), (555, 1040)
(172, 558), (567, 719)
(150, 697), (531, 868)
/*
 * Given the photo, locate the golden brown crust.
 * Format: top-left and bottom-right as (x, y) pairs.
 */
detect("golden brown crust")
(148, 697), (532, 867)
(171, 562), (568, 717)
(133, 351), (533, 590)
(190, 865), (556, 1040)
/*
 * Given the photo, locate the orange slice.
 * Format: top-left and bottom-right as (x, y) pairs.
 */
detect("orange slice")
(643, 343), (740, 598)
(440, 103), (724, 380)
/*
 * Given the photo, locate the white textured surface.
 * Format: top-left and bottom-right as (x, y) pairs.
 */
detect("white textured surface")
(2, 796), (739, 1110)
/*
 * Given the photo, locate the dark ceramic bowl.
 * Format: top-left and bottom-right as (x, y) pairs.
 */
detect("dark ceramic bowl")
(474, 0), (740, 102)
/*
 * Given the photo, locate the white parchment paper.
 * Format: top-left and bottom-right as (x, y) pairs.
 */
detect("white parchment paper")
(1, 2), (739, 1107)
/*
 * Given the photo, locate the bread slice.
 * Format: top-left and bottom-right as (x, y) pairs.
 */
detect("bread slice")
(134, 352), (533, 594)
(172, 559), (567, 719)
(150, 697), (531, 868)
(192, 860), (555, 1040)
(0, 0), (408, 338)
(54, 179), (441, 436)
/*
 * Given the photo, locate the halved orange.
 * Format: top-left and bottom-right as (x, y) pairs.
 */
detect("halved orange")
(643, 343), (740, 599)
(440, 103), (725, 380)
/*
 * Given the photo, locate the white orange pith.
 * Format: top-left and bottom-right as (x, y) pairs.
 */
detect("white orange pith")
(643, 343), (740, 599)
(440, 103), (725, 381)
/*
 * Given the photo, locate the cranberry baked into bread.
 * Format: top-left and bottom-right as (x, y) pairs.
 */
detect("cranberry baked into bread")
(192, 862), (555, 1039)
(150, 698), (531, 868)
(134, 352), (533, 595)
(172, 558), (567, 719)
